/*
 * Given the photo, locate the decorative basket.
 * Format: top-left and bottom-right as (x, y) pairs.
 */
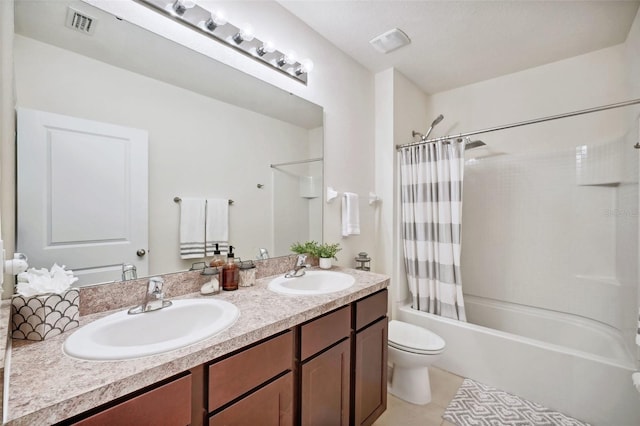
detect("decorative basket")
(11, 289), (80, 341)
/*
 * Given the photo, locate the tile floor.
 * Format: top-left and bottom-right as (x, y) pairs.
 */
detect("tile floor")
(373, 367), (464, 426)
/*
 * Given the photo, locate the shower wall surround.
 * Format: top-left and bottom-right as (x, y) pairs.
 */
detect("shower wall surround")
(417, 35), (640, 359)
(462, 137), (637, 357)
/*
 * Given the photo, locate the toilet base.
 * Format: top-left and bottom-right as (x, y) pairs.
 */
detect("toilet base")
(388, 364), (432, 405)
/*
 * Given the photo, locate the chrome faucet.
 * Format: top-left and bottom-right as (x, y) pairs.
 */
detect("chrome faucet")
(128, 277), (172, 314)
(121, 263), (137, 281)
(285, 255), (311, 278)
(257, 248), (270, 260)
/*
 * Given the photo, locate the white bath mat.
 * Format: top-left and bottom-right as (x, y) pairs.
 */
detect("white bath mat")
(443, 379), (590, 426)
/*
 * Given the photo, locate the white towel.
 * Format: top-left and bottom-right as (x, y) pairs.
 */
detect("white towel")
(180, 198), (206, 259)
(342, 192), (360, 236)
(205, 198), (229, 255)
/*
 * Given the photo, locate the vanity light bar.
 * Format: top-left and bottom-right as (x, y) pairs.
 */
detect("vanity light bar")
(136, 0), (311, 84)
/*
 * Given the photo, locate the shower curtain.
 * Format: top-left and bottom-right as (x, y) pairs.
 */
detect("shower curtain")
(399, 139), (467, 321)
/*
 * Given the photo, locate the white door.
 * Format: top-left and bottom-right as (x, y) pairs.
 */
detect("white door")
(17, 107), (148, 286)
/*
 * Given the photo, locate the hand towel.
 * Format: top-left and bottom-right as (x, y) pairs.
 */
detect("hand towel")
(180, 198), (206, 259)
(205, 198), (229, 255)
(342, 192), (360, 237)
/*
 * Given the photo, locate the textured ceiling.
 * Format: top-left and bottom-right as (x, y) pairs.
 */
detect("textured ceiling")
(279, 0), (640, 95)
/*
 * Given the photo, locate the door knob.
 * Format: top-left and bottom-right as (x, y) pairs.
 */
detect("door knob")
(137, 249), (146, 257)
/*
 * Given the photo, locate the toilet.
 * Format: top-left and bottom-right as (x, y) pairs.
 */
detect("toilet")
(387, 320), (446, 405)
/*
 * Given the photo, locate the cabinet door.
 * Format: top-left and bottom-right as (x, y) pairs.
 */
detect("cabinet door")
(354, 317), (388, 426)
(71, 374), (191, 426)
(209, 373), (292, 426)
(301, 339), (350, 426)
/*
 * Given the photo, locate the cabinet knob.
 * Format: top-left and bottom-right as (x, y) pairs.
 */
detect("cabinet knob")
(137, 249), (146, 257)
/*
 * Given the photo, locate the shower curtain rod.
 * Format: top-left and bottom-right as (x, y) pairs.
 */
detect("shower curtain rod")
(270, 157), (323, 168)
(396, 98), (640, 150)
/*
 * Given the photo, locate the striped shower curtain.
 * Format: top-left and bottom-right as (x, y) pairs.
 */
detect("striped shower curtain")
(399, 138), (467, 321)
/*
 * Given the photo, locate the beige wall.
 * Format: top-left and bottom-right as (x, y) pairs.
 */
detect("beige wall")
(426, 44), (629, 155)
(374, 69), (432, 316)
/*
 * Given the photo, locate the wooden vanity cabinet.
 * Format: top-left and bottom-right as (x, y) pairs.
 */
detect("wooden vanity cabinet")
(58, 288), (388, 426)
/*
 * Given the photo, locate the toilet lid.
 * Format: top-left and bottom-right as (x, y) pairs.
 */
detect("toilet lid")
(388, 320), (445, 353)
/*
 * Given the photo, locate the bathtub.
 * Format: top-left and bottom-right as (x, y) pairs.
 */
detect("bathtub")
(397, 299), (640, 426)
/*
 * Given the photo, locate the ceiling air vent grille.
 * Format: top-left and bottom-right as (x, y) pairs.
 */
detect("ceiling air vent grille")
(65, 7), (96, 35)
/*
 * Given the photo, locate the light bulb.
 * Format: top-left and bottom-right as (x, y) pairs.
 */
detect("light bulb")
(256, 41), (276, 57)
(295, 59), (314, 75)
(277, 50), (297, 67)
(171, 0), (196, 16)
(233, 23), (255, 44)
(204, 11), (227, 31)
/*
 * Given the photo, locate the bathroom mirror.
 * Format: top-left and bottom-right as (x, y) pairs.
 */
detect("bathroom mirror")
(13, 0), (323, 285)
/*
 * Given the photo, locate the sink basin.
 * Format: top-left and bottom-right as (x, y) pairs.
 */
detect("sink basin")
(63, 298), (239, 361)
(268, 270), (355, 295)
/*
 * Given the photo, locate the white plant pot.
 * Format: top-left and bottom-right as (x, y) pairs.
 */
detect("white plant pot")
(319, 258), (333, 269)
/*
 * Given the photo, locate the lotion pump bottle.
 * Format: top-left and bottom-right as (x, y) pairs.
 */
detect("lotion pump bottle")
(221, 245), (239, 291)
(209, 243), (225, 268)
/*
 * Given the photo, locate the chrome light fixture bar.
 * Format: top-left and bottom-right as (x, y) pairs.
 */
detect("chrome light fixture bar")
(136, 0), (311, 84)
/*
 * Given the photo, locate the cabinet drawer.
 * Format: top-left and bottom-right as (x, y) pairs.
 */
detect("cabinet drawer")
(208, 331), (293, 411)
(209, 373), (293, 426)
(355, 289), (387, 331)
(301, 305), (351, 361)
(71, 374), (191, 426)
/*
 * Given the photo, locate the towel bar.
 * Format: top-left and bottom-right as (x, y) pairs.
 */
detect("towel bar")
(325, 188), (380, 205)
(174, 197), (234, 205)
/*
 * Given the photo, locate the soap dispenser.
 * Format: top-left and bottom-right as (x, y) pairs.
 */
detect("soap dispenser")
(221, 245), (239, 291)
(209, 243), (225, 268)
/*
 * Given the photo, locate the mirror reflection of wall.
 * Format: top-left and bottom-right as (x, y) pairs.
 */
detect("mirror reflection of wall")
(271, 154), (324, 255)
(13, 1), (323, 285)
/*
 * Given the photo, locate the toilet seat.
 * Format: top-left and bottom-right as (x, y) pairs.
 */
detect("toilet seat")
(388, 320), (445, 355)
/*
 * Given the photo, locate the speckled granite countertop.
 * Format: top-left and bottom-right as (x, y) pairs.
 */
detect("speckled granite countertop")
(5, 267), (389, 425)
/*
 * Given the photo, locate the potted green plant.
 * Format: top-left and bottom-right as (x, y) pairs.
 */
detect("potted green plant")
(290, 241), (342, 269)
(313, 242), (341, 269)
(290, 241), (319, 255)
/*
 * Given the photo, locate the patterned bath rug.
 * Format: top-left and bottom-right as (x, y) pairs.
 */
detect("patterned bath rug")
(443, 379), (590, 426)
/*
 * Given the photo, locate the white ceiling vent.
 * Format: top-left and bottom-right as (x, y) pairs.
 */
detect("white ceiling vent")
(369, 28), (411, 54)
(65, 7), (96, 35)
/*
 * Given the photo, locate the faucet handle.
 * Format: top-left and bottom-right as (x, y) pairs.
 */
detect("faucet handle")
(148, 277), (164, 294)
